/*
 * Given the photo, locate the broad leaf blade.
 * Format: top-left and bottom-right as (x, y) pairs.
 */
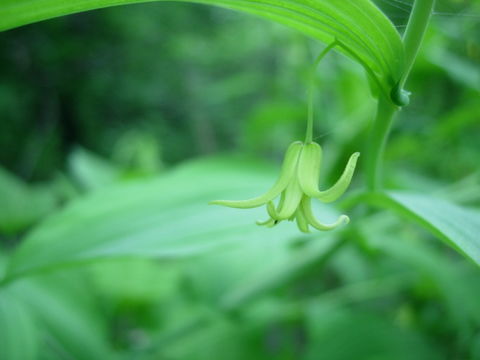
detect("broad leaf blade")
(9, 273), (114, 359)
(368, 191), (480, 266)
(305, 307), (442, 360)
(0, 167), (57, 235)
(68, 147), (121, 191)
(5, 157), (305, 280)
(0, 0), (404, 95)
(184, 226), (339, 311)
(0, 291), (39, 360)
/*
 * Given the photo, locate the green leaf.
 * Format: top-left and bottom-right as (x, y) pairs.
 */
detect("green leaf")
(4, 157), (313, 281)
(0, 167), (57, 235)
(354, 210), (480, 334)
(0, 290), (39, 360)
(69, 147), (121, 191)
(184, 224), (340, 311)
(0, 0), (404, 95)
(377, 232), (480, 331)
(158, 316), (251, 360)
(305, 307), (442, 360)
(8, 272), (114, 359)
(88, 258), (181, 303)
(366, 191), (480, 266)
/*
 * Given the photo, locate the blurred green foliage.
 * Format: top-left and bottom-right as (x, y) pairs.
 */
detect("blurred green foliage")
(0, 0), (480, 359)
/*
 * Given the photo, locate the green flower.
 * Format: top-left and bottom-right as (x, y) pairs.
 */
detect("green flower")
(210, 141), (359, 233)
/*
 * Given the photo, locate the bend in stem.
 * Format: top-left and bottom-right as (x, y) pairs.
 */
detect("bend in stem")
(366, 0), (435, 191)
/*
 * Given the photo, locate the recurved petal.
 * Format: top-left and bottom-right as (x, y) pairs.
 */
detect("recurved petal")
(210, 141), (303, 209)
(301, 197), (349, 231)
(303, 152), (360, 203)
(256, 218), (277, 227)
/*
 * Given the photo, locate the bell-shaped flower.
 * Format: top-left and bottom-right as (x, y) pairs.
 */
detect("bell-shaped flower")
(210, 141), (359, 233)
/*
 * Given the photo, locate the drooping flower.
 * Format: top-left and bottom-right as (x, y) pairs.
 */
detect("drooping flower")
(210, 141), (359, 233)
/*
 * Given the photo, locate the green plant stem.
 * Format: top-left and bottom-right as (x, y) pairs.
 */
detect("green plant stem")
(400, 0), (435, 89)
(366, 0), (435, 191)
(305, 41), (337, 143)
(366, 95), (397, 191)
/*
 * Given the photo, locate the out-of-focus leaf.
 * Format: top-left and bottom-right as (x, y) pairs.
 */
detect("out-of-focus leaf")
(305, 306), (442, 360)
(436, 172), (480, 206)
(184, 223), (340, 311)
(89, 258), (180, 304)
(0, 290), (39, 360)
(380, 233), (480, 332)
(0, 167), (57, 235)
(356, 211), (480, 338)
(243, 101), (305, 152)
(112, 130), (163, 176)
(69, 147), (121, 191)
(9, 272), (114, 359)
(6, 156), (346, 280)
(389, 170), (445, 194)
(365, 191), (480, 266)
(0, 0), (404, 98)
(157, 315), (251, 360)
(427, 43), (480, 92)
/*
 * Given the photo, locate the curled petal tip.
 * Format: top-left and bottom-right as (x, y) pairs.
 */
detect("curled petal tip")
(301, 197), (350, 231)
(348, 152), (360, 164)
(340, 215), (350, 225)
(256, 218), (278, 228)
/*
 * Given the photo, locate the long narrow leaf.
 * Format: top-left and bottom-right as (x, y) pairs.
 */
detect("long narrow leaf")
(365, 191), (480, 266)
(5, 157), (304, 281)
(0, 291), (39, 360)
(0, 0), (404, 95)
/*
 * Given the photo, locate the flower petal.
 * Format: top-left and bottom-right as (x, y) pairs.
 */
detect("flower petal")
(256, 218), (277, 227)
(302, 151), (360, 203)
(266, 201), (278, 219)
(301, 197), (349, 231)
(275, 178), (303, 220)
(210, 141), (303, 209)
(297, 141), (322, 196)
(295, 205), (310, 233)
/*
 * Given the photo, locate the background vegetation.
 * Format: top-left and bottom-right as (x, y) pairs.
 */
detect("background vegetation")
(0, 0), (479, 359)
